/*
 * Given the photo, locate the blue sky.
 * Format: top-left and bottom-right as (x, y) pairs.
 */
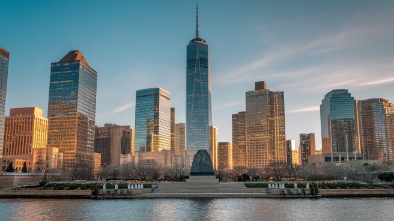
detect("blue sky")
(1, 0), (394, 150)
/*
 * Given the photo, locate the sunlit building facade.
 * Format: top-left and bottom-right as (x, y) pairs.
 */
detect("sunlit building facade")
(94, 124), (133, 167)
(358, 98), (394, 163)
(135, 88), (171, 152)
(171, 107), (175, 151)
(299, 133), (316, 165)
(209, 125), (218, 170)
(232, 111), (246, 168)
(0, 47), (10, 156)
(218, 142), (232, 170)
(245, 81), (286, 169)
(320, 89), (357, 154)
(47, 50), (97, 168)
(186, 6), (212, 154)
(286, 140), (295, 166)
(3, 107), (48, 172)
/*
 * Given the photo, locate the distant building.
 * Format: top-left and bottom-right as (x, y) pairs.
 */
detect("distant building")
(308, 153), (369, 170)
(171, 107), (175, 151)
(232, 111), (246, 168)
(286, 140), (295, 166)
(320, 89), (358, 154)
(209, 126), (218, 170)
(33, 147), (63, 170)
(186, 5), (212, 155)
(93, 152), (101, 179)
(292, 150), (299, 165)
(218, 142), (232, 170)
(94, 124), (134, 167)
(134, 150), (173, 168)
(47, 50), (97, 168)
(0, 47), (10, 156)
(245, 81), (286, 169)
(299, 133), (316, 165)
(2, 107), (48, 172)
(358, 98), (394, 163)
(135, 88), (171, 152)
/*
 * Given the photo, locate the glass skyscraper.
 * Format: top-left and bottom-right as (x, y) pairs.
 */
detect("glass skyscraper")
(358, 98), (394, 163)
(47, 50), (97, 168)
(186, 5), (212, 154)
(320, 89), (357, 153)
(135, 88), (171, 152)
(0, 47), (9, 157)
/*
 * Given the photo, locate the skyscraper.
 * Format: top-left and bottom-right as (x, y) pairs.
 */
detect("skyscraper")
(320, 89), (357, 153)
(299, 133), (316, 165)
(171, 107), (175, 151)
(245, 81), (286, 169)
(232, 111), (246, 168)
(286, 140), (295, 166)
(358, 98), (394, 163)
(0, 47), (10, 156)
(47, 50), (97, 168)
(186, 5), (212, 154)
(209, 125), (218, 170)
(135, 88), (171, 152)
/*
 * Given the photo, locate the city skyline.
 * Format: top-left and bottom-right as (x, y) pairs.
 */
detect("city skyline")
(1, 1), (394, 150)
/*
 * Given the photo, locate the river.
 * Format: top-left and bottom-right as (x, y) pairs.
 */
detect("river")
(0, 198), (393, 220)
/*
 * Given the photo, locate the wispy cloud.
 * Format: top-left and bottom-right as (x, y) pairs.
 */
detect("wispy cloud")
(288, 106), (320, 114)
(112, 102), (135, 113)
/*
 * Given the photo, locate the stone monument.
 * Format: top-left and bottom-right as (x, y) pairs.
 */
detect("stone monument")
(186, 150), (218, 183)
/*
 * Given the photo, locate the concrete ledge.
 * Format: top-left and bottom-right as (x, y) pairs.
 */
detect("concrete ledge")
(319, 189), (394, 197)
(0, 190), (92, 199)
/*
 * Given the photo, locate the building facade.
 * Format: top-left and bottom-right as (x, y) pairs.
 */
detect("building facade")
(209, 125), (218, 170)
(232, 111), (246, 168)
(0, 47), (10, 156)
(171, 107), (175, 151)
(186, 6), (212, 154)
(174, 123), (186, 165)
(358, 98), (394, 163)
(94, 124), (134, 167)
(47, 50), (97, 168)
(2, 107), (48, 172)
(320, 89), (358, 154)
(245, 81), (286, 169)
(218, 142), (232, 171)
(135, 88), (171, 152)
(286, 140), (295, 166)
(299, 133), (316, 165)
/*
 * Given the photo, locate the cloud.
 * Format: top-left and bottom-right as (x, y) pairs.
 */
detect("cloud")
(112, 102), (135, 113)
(287, 106), (320, 114)
(213, 101), (244, 110)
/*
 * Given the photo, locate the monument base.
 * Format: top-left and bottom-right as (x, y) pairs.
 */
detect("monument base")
(186, 175), (219, 183)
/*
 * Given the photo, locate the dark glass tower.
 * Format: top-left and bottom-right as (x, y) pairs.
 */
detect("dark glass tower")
(47, 50), (97, 168)
(320, 89), (357, 153)
(0, 47), (9, 156)
(186, 5), (212, 154)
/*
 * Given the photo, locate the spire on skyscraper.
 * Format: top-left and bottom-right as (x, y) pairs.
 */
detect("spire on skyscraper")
(196, 3), (199, 39)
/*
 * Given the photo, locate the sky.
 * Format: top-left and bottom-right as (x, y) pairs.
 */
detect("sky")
(1, 0), (394, 151)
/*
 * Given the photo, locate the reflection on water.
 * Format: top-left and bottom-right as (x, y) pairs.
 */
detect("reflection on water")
(0, 198), (393, 221)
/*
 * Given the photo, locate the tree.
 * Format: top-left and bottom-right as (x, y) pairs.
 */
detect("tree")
(269, 163), (288, 181)
(21, 162), (27, 173)
(378, 172), (394, 185)
(6, 162), (14, 172)
(134, 160), (163, 181)
(166, 163), (188, 181)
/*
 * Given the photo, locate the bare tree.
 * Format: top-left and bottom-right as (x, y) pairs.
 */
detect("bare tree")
(166, 163), (188, 181)
(120, 164), (135, 180)
(270, 163), (288, 181)
(134, 160), (163, 181)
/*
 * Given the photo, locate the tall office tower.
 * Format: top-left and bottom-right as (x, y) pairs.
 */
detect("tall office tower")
(94, 124), (133, 167)
(358, 98), (394, 163)
(245, 81), (286, 169)
(135, 88), (171, 152)
(171, 107), (175, 151)
(174, 123), (186, 155)
(320, 89), (357, 153)
(3, 107), (48, 172)
(299, 133), (316, 165)
(218, 142), (233, 171)
(186, 5), (212, 155)
(48, 50), (97, 168)
(209, 125), (218, 170)
(232, 111), (246, 168)
(0, 47), (9, 156)
(286, 140), (295, 166)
